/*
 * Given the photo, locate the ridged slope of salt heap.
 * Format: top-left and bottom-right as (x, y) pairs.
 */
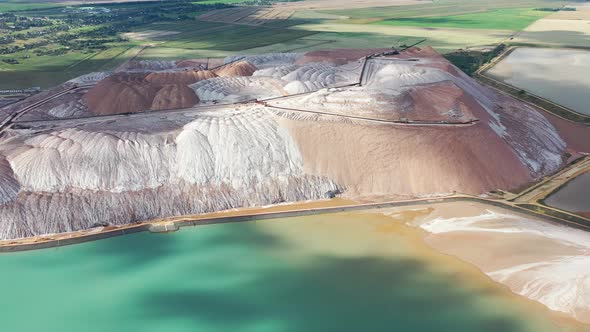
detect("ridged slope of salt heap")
(0, 106), (338, 239)
(190, 76), (287, 102)
(47, 100), (88, 118)
(17, 91), (91, 121)
(255, 62), (361, 86)
(283, 81), (327, 95)
(67, 71), (111, 85)
(0, 155), (19, 204)
(253, 65), (300, 79)
(224, 53), (301, 68)
(118, 60), (178, 71)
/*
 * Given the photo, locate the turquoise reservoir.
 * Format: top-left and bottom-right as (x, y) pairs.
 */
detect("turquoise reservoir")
(0, 212), (573, 331)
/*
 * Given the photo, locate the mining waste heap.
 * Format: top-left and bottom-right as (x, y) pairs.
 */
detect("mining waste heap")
(0, 47), (582, 240)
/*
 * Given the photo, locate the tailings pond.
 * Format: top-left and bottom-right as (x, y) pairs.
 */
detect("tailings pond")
(545, 172), (590, 217)
(485, 47), (590, 115)
(0, 206), (585, 331)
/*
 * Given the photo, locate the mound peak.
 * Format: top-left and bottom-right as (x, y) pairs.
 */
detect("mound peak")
(214, 60), (258, 77)
(83, 70), (209, 115)
(151, 85), (199, 111)
(145, 70), (217, 86)
(83, 72), (158, 115)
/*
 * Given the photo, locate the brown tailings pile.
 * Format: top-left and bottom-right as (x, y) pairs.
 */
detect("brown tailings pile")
(278, 117), (531, 197)
(267, 46), (570, 196)
(84, 71), (207, 115)
(214, 61), (257, 77)
(83, 73), (159, 115)
(145, 70), (217, 85)
(151, 85), (199, 111)
(399, 46), (441, 59)
(408, 81), (477, 122)
(544, 113), (590, 155)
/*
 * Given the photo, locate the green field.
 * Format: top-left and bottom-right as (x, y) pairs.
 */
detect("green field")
(0, 1), (59, 12)
(290, 23), (513, 53)
(0, 44), (141, 89)
(134, 20), (317, 51)
(373, 8), (550, 31)
(137, 47), (223, 60)
(321, 0), (567, 21)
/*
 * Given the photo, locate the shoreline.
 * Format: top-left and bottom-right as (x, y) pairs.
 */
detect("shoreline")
(2, 193), (589, 253)
(4, 200), (585, 331)
(476, 45), (590, 124)
(2, 195), (589, 326)
(398, 201), (590, 325)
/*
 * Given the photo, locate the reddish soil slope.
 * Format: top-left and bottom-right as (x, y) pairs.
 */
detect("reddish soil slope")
(83, 73), (158, 115)
(214, 61), (257, 77)
(84, 71), (210, 115)
(145, 70), (217, 85)
(151, 85), (199, 111)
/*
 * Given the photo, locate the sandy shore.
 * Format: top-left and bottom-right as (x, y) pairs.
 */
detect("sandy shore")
(255, 205), (586, 330)
(387, 201), (590, 325)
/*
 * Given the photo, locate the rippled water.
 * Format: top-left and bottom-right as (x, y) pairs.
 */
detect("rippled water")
(0, 212), (575, 331)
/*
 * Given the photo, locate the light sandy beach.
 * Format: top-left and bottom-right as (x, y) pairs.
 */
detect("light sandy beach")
(384, 201), (590, 324)
(254, 203), (587, 329)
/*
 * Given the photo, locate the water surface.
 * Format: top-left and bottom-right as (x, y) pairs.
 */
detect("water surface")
(0, 211), (577, 331)
(486, 47), (590, 115)
(545, 172), (590, 216)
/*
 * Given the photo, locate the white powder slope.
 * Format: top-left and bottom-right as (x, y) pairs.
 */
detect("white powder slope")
(0, 154), (19, 204)
(420, 211), (590, 323)
(190, 76), (286, 102)
(225, 53), (301, 68)
(0, 106), (338, 239)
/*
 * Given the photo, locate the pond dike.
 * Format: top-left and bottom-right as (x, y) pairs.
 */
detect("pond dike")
(1, 194), (589, 253)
